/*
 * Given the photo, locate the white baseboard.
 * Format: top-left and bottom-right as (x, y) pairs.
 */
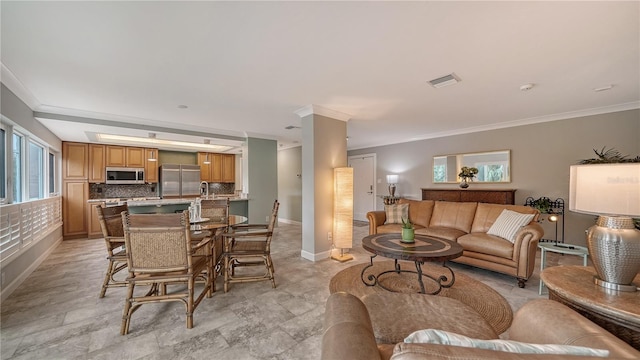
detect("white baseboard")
(301, 249), (331, 262)
(278, 218), (301, 226)
(0, 235), (63, 302)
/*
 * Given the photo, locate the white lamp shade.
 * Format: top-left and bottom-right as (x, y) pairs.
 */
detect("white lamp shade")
(334, 167), (353, 250)
(386, 174), (399, 184)
(569, 163), (640, 217)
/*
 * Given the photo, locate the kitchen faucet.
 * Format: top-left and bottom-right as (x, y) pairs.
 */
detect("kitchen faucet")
(200, 181), (209, 198)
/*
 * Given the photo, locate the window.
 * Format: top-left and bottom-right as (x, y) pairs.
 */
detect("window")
(49, 152), (56, 195)
(12, 133), (23, 203)
(0, 128), (5, 200)
(28, 141), (45, 200)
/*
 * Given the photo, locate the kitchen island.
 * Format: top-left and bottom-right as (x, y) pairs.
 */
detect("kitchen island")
(126, 197), (249, 217)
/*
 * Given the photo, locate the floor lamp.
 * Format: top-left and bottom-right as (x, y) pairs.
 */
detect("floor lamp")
(332, 167), (354, 262)
(569, 163), (640, 292)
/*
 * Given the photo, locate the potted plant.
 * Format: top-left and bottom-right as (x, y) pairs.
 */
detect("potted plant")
(458, 166), (479, 188)
(401, 217), (415, 243)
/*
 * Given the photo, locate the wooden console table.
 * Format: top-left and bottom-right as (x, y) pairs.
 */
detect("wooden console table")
(421, 188), (516, 205)
(540, 265), (640, 350)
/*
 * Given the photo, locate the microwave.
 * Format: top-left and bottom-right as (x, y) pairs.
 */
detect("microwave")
(106, 167), (145, 184)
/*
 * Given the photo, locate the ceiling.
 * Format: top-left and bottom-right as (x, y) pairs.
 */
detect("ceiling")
(1, 1), (638, 152)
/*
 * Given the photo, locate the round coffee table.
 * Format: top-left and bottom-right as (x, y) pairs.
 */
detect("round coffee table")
(361, 233), (463, 294)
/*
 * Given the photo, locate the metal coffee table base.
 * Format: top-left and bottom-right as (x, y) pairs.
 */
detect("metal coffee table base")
(360, 255), (456, 295)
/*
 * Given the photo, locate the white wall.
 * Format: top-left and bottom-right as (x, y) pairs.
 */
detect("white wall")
(348, 109), (639, 247)
(277, 146), (302, 223)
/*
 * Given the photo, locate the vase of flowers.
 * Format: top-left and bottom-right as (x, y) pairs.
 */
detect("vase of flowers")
(401, 217), (415, 243)
(458, 166), (478, 189)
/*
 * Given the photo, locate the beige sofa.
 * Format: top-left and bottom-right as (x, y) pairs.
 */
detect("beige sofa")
(367, 199), (544, 287)
(322, 292), (640, 360)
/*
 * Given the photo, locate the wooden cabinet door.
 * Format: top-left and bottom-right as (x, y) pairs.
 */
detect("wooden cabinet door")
(62, 142), (88, 180)
(211, 154), (223, 182)
(126, 147), (145, 167)
(222, 154), (235, 182)
(63, 181), (88, 237)
(88, 144), (106, 183)
(88, 202), (105, 238)
(197, 152), (212, 182)
(145, 148), (159, 183)
(106, 146), (126, 167)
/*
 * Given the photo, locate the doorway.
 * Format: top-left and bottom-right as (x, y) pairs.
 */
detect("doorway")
(348, 154), (376, 222)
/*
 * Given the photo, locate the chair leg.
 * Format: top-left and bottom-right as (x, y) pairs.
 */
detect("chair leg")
(266, 255), (276, 288)
(187, 279), (194, 329)
(224, 255), (230, 293)
(121, 282), (135, 335)
(100, 259), (115, 298)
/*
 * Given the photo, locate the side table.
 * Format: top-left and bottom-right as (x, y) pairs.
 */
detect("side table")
(541, 265), (640, 350)
(537, 242), (588, 295)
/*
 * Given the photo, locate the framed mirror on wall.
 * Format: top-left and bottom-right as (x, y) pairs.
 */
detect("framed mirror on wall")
(433, 150), (511, 183)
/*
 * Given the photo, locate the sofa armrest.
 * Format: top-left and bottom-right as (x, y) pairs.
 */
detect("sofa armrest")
(509, 299), (640, 359)
(367, 211), (387, 235)
(322, 292), (382, 360)
(511, 222), (544, 279)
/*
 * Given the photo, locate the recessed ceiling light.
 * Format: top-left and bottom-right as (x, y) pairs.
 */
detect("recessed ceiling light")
(428, 73), (461, 88)
(594, 85), (613, 92)
(177, 104), (188, 109)
(520, 83), (535, 91)
(285, 125), (301, 130)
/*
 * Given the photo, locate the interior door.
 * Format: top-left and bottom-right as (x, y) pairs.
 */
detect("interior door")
(348, 154), (376, 222)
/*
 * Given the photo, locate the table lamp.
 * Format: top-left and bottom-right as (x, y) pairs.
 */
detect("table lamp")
(386, 174), (398, 197)
(569, 163), (640, 292)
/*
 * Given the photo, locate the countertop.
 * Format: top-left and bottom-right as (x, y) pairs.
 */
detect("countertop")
(88, 196), (248, 205)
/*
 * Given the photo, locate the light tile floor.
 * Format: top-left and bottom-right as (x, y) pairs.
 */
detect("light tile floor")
(1, 223), (587, 359)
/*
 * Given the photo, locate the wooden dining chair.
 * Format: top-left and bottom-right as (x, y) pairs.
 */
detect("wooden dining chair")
(96, 203), (129, 298)
(221, 200), (279, 293)
(120, 211), (213, 335)
(200, 198), (230, 290)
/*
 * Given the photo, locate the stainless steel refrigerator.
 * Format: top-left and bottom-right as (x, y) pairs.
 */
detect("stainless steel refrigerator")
(159, 164), (201, 198)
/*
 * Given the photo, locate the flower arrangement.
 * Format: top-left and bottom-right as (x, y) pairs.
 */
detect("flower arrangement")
(458, 166), (479, 180)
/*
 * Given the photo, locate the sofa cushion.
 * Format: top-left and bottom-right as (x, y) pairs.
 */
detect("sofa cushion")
(362, 292), (498, 344)
(487, 210), (535, 243)
(457, 233), (514, 259)
(385, 203), (409, 224)
(416, 227), (466, 242)
(429, 202), (477, 233)
(471, 204), (539, 233)
(404, 329), (609, 357)
(398, 199), (434, 228)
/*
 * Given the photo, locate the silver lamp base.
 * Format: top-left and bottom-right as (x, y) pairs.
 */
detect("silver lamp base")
(388, 184), (396, 197)
(587, 216), (640, 292)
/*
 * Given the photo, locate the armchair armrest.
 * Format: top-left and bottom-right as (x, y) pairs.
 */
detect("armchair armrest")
(366, 211), (386, 235)
(511, 222), (544, 279)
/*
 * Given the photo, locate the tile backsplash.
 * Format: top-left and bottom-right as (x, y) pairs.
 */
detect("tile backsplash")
(89, 182), (235, 199)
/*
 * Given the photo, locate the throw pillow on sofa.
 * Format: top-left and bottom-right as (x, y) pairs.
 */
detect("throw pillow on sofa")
(404, 329), (609, 357)
(487, 209), (535, 243)
(385, 203), (409, 224)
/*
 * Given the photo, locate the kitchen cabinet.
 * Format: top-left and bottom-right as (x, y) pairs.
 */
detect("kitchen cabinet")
(198, 152), (235, 183)
(106, 145), (145, 168)
(62, 142), (88, 180)
(88, 144), (106, 183)
(63, 181), (88, 238)
(211, 154), (223, 182)
(197, 152), (212, 182)
(145, 148), (159, 183)
(88, 201), (105, 238)
(222, 154), (235, 182)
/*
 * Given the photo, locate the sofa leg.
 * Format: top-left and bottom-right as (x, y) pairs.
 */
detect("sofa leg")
(517, 278), (526, 288)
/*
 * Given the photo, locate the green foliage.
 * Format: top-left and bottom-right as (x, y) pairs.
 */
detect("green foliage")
(579, 147), (640, 164)
(458, 166), (479, 179)
(530, 197), (552, 214)
(402, 217), (413, 229)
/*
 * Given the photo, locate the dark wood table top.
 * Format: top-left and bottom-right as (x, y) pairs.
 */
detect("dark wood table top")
(362, 233), (463, 263)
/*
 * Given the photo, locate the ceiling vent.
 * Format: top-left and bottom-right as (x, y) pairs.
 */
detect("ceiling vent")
(285, 125), (301, 130)
(428, 73), (461, 88)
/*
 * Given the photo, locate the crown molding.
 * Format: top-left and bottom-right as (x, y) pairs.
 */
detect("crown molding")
(1, 63), (41, 110)
(294, 104), (351, 122)
(348, 101), (640, 151)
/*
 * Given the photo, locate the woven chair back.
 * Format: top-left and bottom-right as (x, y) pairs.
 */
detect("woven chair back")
(201, 198), (229, 221)
(122, 211), (193, 273)
(97, 204), (128, 238)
